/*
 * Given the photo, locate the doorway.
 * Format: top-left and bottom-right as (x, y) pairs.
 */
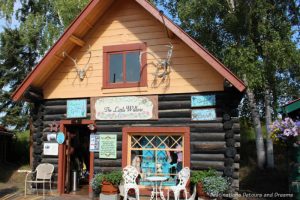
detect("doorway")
(58, 120), (95, 196)
(65, 125), (90, 195)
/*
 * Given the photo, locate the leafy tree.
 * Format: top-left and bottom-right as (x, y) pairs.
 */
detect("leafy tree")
(0, 0), (89, 130)
(155, 0), (300, 168)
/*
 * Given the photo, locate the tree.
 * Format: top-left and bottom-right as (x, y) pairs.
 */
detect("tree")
(0, 0), (89, 130)
(155, 0), (300, 169)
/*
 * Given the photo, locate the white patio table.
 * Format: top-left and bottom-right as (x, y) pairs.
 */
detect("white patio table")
(145, 176), (168, 200)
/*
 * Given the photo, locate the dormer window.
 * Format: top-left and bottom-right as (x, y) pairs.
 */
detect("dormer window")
(103, 43), (147, 89)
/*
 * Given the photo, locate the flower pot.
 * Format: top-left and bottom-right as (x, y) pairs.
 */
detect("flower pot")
(101, 181), (118, 194)
(197, 182), (206, 197)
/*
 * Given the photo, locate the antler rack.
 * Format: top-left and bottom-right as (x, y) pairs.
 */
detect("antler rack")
(139, 43), (173, 79)
(62, 46), (92, 81)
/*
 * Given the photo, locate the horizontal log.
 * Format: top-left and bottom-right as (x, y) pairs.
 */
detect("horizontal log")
(158, 101), (190, 110)
(94, 151), (122, 159)
(158, 94), (191, 101)
(44, 100), (67, 106)
(191, 161), (224, 170)
(191, 141), (226, 150)
(190, 132), (225, 141)
(94, 159), (121, 167)
(233, 172), (239, 179)
(158, 109), (191, 118)
(190, 154), (225, 161)
(93, 167), (121, 173)
(41, 158), (58, 164)
(44, 105), (91, 115)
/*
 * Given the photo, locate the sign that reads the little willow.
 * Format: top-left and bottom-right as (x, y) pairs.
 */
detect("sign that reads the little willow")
(67, 99), (87, 118)
(99, 134), (117, 159)
(192, 108), (216, 121)
(191, 95), (216, 107)
(91, 96), (158, 120)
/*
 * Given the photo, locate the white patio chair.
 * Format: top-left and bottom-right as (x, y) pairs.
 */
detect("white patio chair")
(122, 165), (140, 200)
(167, 167), (190, 200)
(24, 163), (54, 199)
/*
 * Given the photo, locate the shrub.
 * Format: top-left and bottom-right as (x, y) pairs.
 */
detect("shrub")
(202, 176), (228, 197)
(190, 169), (218, 184)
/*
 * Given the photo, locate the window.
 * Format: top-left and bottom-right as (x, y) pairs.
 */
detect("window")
(122, 127), (190, 187)
(103, 43), (147, 89)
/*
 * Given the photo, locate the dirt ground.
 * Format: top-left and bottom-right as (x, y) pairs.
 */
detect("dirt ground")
(0, 163), (30, 198)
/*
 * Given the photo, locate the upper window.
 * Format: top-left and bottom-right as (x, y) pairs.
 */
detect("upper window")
(103, 43), (147, 89)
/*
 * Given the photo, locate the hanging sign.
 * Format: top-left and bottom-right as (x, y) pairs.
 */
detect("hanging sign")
(191, 108), (216, 121)
(67, 99), (87, 118)
(56, 132), (65, 144)
(89, 134), (100, 152)
(191, 95), (216, 107)
(99, 134), (117, 159)
(91, 96), (158, 120)
(43, 143), (58, 156)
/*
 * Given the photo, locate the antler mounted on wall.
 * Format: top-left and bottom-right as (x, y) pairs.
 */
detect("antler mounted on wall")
(139, 42), (173, 80)
(62, 46), (92, 81)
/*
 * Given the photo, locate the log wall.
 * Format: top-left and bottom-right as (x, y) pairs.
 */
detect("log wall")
(30, 89), (242, 191)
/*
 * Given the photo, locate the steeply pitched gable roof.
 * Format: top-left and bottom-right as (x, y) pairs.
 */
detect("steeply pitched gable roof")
(12, 0), (245, 101)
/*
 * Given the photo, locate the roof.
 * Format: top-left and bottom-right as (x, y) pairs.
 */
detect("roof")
(0, 126), (13, 137)
(279, 98), (300, 114)
(12, 0), (246, 101)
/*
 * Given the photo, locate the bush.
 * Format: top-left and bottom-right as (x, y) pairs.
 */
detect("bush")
(91, 170), (123, 194)
(190, 169), (218, 184)
(202, 176), (228, 197)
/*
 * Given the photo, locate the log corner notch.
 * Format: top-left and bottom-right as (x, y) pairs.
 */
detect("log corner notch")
(23, 86), (43, 103)
(69, 35), (86, 47)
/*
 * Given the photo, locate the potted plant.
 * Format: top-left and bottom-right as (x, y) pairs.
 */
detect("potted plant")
(202, 176), (228, 198)
(190, 169), (217, 198)
(91, 171), (123, 195)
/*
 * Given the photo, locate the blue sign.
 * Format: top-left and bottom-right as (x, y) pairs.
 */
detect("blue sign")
(191, 95), (216, 107)
(56, 132), (65, 144)
(67, 99), (87, 118)
(191, 109), (216, 121)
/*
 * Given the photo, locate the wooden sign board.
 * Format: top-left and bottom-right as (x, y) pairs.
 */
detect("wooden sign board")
(91, 96), (158, 120)
(191, 109), (216, 121)
(43, 142), (58, 156)
(191, 95), (216, 107)
(99, 134), (117, 159)
(67, 99), (87, 118)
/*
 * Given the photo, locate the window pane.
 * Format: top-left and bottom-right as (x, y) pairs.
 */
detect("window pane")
(126, 52), (140, 82)
(109, 54), (123, 83)
(129, 134), (183, 187)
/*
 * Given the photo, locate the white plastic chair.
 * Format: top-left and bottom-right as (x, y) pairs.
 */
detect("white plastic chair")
(167, 167), (190, 200)
(122, 165), (140, 200)
(24, 163), (54, 199)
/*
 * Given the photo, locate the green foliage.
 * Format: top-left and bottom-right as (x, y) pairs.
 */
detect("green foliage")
(91, 171), (123, 194)
(190, 169), (218, 184)
(13, 130), (30, 164)
(202, 176), (228, 197)
(0, 0), (89, 130)
(155, 0), (300, 117)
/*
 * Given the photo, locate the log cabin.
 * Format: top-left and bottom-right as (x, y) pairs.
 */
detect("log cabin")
(12, 0), (246, 198)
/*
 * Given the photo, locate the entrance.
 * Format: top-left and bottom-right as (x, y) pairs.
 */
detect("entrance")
(65, 125), (90, 195)
(58, 120), (95, 197)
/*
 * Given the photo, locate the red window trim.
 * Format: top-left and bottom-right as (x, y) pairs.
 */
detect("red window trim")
(103, 43), (147, 89)
(121, 127), (190, 169)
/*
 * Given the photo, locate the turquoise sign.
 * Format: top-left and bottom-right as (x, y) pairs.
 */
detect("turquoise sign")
(191, 95), (216, 107)
(56, 132), (65, 144)
(67, 99), (87, 118)
(191, 109), (216, 121)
